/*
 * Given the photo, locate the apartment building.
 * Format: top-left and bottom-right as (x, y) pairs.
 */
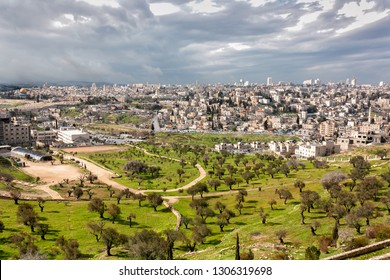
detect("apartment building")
(0, 113), (32, 146)
(319, 120), (336, 137)
(295, 141), (340, 158)
(31, 129), (57, 146)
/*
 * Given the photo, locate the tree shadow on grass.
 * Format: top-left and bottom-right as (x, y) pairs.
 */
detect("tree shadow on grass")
(3, 228), (19, 233)
(114, 251), (130, 259)
(0, 249), (13, 260)
(47, 210), (60, 214)
(207, 238), (222, 246)
(159, 207), (172, 213)
(289, 201), (300, 205)
(0, 236), (10, 245)
(246, 200), (258, 204)
(263, 222), (281, 226)
(115, 219), (149, 229)
(81, 253), (96, 259)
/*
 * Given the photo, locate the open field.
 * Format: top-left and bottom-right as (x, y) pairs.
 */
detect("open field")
(62, 145), (127, 154)
(21, 160), (83, 184)
(0, 199), (176, 260)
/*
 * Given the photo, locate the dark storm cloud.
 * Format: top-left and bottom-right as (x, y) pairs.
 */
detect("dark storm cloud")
(0, 0), (389, 84)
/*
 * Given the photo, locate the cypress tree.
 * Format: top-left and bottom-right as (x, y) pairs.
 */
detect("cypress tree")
(235, 233), (240, 260)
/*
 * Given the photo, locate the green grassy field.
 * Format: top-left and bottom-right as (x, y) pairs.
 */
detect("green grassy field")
(151, 132), (299, 148)
(0, 157), (34, 189)
(1, 137), (390, 260)
(79, 146), (200, 191)
(0, 198), (176, 260)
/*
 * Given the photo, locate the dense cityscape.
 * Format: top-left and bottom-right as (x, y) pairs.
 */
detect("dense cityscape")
(1, 77), (390, 157)
(1, 77), (390, 263)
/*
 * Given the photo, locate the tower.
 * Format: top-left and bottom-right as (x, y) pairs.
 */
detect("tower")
(351, 77), (356, 87)
(368, 106), (372, 123)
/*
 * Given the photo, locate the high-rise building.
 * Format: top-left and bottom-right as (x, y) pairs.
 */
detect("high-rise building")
(351, 77), (357, 87)
(319, 120), (336, 137)
(266, 77), (273, 86)
(0, 113), (32, 146)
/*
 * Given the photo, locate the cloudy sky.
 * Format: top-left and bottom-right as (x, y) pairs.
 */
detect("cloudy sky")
(0, 0), (389, 85)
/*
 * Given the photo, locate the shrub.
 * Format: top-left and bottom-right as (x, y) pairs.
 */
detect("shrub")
(305, 246), (320, 260)
(345, 236), (369, 251)
(240, 249), (255, 260)
(365, 223), (390, 241)
(318, 236), (332, 254)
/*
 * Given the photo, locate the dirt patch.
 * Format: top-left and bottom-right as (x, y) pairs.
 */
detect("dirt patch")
(22, 161), (83, 184)
(62, 145), (126, 154)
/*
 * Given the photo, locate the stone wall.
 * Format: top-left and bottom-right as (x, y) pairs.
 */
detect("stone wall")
(324, 239), (390, 260)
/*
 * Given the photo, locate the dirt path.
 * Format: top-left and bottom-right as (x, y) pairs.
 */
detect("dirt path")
(65, 147), (207, 230)
(33, 183), (64, 200)
(63, 155), (131, 193)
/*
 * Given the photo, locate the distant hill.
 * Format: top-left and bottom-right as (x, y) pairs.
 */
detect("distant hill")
(0, 84), (22, 91)
(47, 81), (114, 87)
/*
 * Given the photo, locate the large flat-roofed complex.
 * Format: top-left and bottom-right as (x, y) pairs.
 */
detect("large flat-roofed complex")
(56, 127), (89, 144)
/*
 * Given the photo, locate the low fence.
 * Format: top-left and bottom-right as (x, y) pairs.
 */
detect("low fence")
(323, 239), (390, 260)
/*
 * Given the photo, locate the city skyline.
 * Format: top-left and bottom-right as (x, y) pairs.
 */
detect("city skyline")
(0, 0), (389, 85)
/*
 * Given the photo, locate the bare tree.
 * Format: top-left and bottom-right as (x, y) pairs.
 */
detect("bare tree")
(268, 199), (277, 210)
(127, 213), (136, 228)
(86, 221), (105, 242)
(56, 236), (81, 260)
(259, 207), (269, 224)
(147, 193), (164, 211)
(275, 229), (287, 244)
(308, 221), (321, 236)
(37, 197), (45, 212)
(9, 188), (22, 205)
(36, 224), (49, 240)
(107, 204), (121, 224)
(294, 180), (306, 193)
(16, 203), (38, 232)
(101, 227), (127, 256)
(88, 198), (106, 218)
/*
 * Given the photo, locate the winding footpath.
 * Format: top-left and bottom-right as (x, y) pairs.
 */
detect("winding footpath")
(60, 149), (207, 229)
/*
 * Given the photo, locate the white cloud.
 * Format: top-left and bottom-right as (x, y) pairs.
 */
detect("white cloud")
(228, 43), (251, 51)
(285, 0), (335, 32)
(149, 3), (181, 16)
(187, 0), (225, 14)
(52, 13), (91, 29)
(336, 0), (390, 34)
(236, 0), (277, 8)
(75, 0), (120, 8)
(211, 42), (251, 54)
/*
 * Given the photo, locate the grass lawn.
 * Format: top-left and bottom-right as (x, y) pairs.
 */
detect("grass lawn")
(79, 146), (200, 191)
(0, 158), (35, 190)
(0, 198), (176, 260)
